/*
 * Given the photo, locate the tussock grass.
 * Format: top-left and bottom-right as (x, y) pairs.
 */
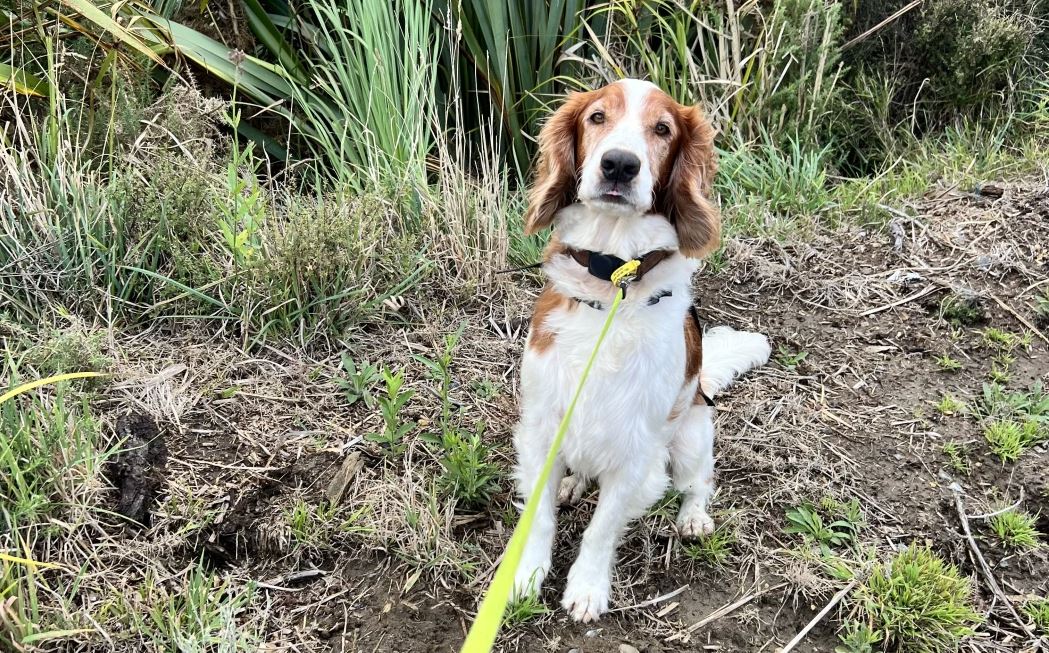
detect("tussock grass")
(856, 545), (981, 653)
(988, 508), (1041, 551)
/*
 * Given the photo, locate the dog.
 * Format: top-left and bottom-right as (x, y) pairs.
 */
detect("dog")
(511, 79), (771, 622)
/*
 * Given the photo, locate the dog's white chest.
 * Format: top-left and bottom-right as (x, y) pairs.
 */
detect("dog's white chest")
(521, 298), (687, 477)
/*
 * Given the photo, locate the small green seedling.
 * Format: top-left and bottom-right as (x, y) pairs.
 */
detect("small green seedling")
(413, 323), (465, 429)
(935, 393), (965, 416)
(935, 354), (962, 371)
(470, 378), (501, 399)
(775, 345), (808, 372)
(785, 503), (856, 554)
(431, 424), (501, 509)
(1035, 291), (1049, 326)
(365, 367), (415, 455)
(335, 354), (380, 407)
(835, 620), (882, 653)
(939, 294), (984, 326)
(942, 441), (971, 474)
(978, 381), (1049, 421)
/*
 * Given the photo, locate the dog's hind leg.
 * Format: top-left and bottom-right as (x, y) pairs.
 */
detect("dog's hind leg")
(670, 403), (716, 539)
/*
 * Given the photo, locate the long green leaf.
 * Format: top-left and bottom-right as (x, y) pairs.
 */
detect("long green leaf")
(240, 0), (306, 82)
(59, 0), (166, 66)
(142, 13), (294, 105)
(0, 64), (49, 97)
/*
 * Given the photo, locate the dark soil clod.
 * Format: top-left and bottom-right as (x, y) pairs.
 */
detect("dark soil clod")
(107, 412), (168, 527)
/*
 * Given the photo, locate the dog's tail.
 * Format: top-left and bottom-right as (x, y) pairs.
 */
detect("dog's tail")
(700, 326), (771, 398)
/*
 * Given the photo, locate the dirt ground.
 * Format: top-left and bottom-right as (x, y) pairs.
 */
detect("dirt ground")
(88, 181), (1048, 652)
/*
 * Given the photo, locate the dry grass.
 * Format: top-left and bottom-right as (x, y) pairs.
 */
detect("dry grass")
(5, 182), (1047, 651)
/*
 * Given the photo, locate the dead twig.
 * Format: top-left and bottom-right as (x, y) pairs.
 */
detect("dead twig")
(967, 488), (1024, 521)
(989, 294), (1049, 345)
(611, 584), (689, 613)
(858, 284), (939, 317)
(780, 579), (858, 652)
(666, 582), (787, 642)
(952, 491), (1033, 637)
(841, 0), (922, 50)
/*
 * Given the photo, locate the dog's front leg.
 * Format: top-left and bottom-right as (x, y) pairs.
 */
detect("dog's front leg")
(561, 460), (668, 622)
(511, 416), (565, 599)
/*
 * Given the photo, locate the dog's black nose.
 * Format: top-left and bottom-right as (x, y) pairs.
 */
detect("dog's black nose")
(600, 149), (641, 183)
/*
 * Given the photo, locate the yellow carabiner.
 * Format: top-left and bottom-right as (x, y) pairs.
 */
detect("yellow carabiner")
(610, 259), (641, 288)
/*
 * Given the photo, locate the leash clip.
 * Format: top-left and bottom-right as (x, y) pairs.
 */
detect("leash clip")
(610, 259), (641, 296)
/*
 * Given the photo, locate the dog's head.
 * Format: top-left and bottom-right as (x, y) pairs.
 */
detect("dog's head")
(523, 79), (720, 258)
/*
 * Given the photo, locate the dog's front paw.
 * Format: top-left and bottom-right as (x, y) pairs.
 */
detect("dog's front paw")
(557, 474), (588, 505)
(561, 578), (610, 623)
(676, 505), (715, 540)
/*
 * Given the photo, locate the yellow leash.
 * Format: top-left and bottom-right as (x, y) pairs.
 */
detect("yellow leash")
(461, 260), (639, 652)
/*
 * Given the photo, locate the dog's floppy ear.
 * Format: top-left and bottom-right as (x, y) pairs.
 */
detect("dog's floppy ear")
(658, 104), (721, 258)
(523, 92), (592, 235)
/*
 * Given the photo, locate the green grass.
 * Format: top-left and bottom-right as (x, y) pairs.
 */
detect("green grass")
(942, 441), (971, 474)
(0, 379), (101, 535)
(982, 327), (1021, 350)
(935, 393), (965, 416)
(935, 354), (963, 371)
(988, 508), (1041, 550)
(0, 378), (103, 646)
(718, 138), (834, 237)
(503, 591), (550, 627)
(136, 566), (262, 650)
(984, 419), (1047, 463)
(856, 544), (981, 653)
(1024, 596), (1049, 632)
(984, 420), (1028, 462)
(682, 523), (737, 567)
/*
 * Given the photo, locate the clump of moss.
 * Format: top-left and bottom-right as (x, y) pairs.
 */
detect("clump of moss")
(939, 292), (985, 326)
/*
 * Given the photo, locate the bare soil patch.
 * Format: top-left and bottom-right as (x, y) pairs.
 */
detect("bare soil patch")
(82, 183), (1049, 652)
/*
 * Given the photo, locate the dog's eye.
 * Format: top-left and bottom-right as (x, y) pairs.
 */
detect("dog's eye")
(589, 111), (605, 124)
(654, 122), (670, 136)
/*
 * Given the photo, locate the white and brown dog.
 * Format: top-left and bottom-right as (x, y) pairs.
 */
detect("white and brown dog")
(511, 79), (771, 622)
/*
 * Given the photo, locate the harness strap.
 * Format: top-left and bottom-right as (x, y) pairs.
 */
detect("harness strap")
(572, 288), (673, 311)
(689, 305), (716, 407)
